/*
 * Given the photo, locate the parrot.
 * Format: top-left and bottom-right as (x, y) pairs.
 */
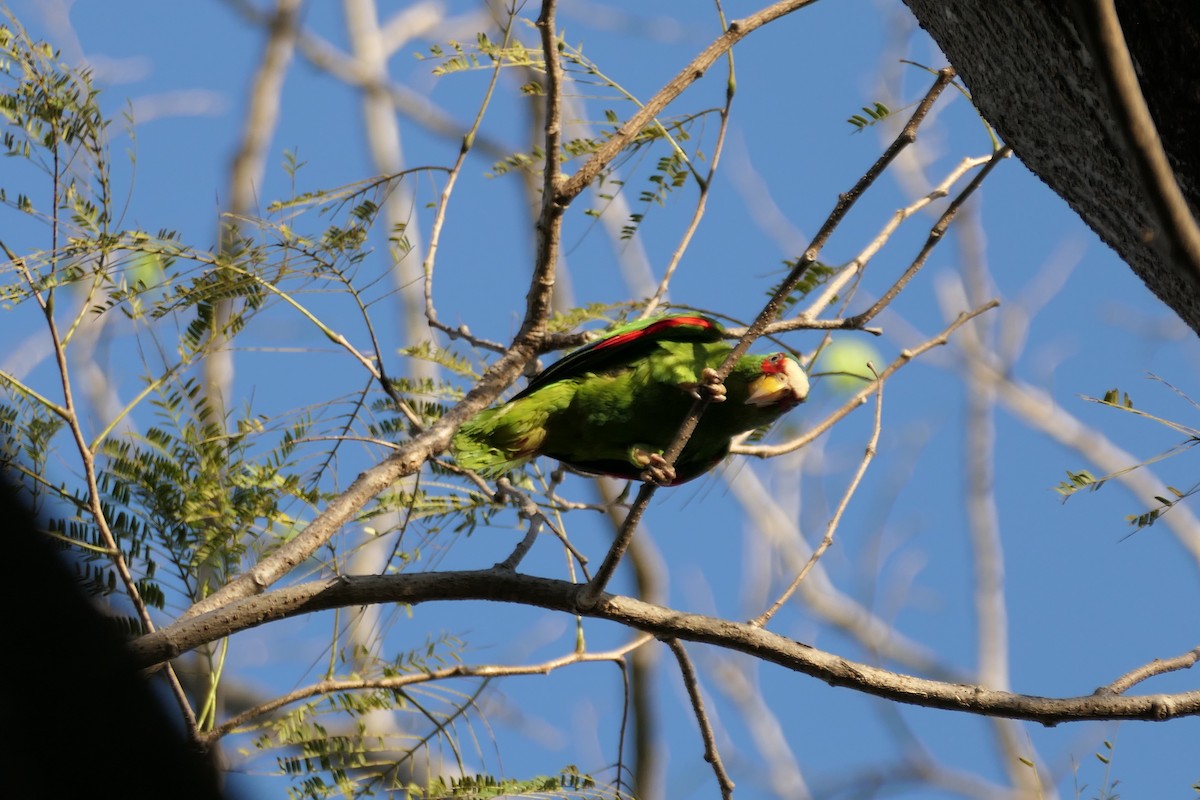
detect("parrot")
(450, 313), (809, 485)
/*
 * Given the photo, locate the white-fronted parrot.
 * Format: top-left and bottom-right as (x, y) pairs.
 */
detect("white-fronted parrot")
(451, 314), (809, 485)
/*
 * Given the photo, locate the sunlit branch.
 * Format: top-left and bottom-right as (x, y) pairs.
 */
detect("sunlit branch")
(1070, 0), (1200, 289)
(800, 154), (994, 319)
(843, 146), (1012, 328)
(643, 17), (738, 317)
(1097, 644), (1200, 696)
(135, 568), (1200, 725)
(577, 69), (958, 611)
(198, 633), (652, 746)
(664, 638), (736, 800)
(735, 300), (997, 458)
(750, 368), (883, 628)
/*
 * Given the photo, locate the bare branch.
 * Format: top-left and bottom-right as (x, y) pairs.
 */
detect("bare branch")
(801, 153), (994, 320)
(1097, 644), (1200, 696)
(735, 300), (998, 458)
(1069, 0), (1200, 289)
(664, 638), (735, 800)
(842, 145), (1012, 328)
(578, 69), (959, 610)
(559, 0), (819, 203)
(199, 632), (652, 746)
(134, 568), (1200, 725)
(492, 477), (590, 577)
(750, 368), (883, 627)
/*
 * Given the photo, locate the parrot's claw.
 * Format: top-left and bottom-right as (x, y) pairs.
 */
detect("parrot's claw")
(688, 367), (727, 403)
(634, 450), (677, 487)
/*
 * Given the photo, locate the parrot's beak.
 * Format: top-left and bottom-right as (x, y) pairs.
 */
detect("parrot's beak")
(745, 357), (809, 408)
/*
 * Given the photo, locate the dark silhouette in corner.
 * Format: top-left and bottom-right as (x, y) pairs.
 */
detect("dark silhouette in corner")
(0, 465), (229, 800)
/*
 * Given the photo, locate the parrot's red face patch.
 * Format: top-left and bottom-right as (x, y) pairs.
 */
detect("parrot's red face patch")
(746, 353), (810, 409)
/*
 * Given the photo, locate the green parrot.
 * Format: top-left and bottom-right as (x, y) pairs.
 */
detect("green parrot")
(451, 314), (809, 485)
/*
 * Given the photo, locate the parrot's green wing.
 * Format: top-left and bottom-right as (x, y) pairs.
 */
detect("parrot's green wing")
(512, 314), (725, 400)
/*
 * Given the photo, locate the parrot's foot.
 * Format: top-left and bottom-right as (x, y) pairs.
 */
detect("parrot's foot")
(689, 367), (727, 403)
(633, 450), (677, 487)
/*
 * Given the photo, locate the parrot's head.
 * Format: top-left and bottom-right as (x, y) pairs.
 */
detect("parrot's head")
(745, 353), (809, 410)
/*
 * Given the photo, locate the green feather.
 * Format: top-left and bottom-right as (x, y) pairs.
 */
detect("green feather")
(451, 314), (807, 484)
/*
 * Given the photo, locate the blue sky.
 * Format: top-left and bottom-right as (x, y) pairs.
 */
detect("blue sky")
(4, 1), (1198, 798)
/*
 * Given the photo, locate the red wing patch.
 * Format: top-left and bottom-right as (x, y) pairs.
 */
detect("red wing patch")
(514, 314), (724, 399)
(587, 315), (719, 354)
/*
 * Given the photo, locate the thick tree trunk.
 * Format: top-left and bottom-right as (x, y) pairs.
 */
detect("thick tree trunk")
(904, 0), (1200, 333)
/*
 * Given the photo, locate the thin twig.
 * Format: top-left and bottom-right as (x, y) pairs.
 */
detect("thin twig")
(1070, 0), (1200, 289)
(664, 638), (735, 799)
(735, 300), (997, 458)
(1096, 644), (1200, 696)
(576, 69), (958, 611)
(198, 632), (653, 745)
(181, 0), (568, 620)
(643, 11), (738, 317)
(843, 145), (1012, 327)
(800, 154), (994, 319)
(423, 8), (515, 335)
(750, 366), (884, 628)
(492, 477), (590, 577)
(559, 0), (820, 203)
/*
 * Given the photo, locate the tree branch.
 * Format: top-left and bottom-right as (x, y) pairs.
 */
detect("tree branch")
(735, 300), (998, 458)
(181, 0), (571, 620)
(841, 145), (1012, 328)
(557, 0), (820, 204)
(749, 368), (883, 628)
(198, 633), (651, 747)
(576, 68), (958, 610)
(134, 568), (1200, 725)
(1069, 0), (1200, 290)
(1097, 644), (1200, 696)
(664, 638), (735, 799)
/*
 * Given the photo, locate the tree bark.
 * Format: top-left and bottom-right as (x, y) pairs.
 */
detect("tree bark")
(904, 0), (1200, 332)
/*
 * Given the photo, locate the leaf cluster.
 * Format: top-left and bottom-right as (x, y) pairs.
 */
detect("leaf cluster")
(1057, 382), (1200, 534)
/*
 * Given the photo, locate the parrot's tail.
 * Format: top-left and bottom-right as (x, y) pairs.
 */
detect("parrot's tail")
(450, 404), (541, 477)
